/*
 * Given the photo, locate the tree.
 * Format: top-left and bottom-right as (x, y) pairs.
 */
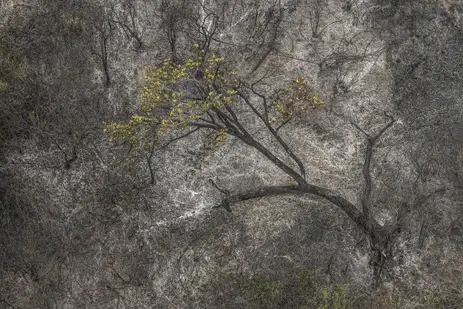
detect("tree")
(109, 0), (144, 50)
(157, 0), (192, 63)
(105, 45), (407, 284)
(89, 2), (114, 87)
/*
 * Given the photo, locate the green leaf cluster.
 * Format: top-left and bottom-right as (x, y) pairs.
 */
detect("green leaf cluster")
(105, 45), (325, 153)
(105, 45), (238, 150)
(104, 115), (156, 151)
(240, 275), (282, 305)
(318, 284), (352, 309)
(272, 77), (324, 121)
(0, 81), (8, 92)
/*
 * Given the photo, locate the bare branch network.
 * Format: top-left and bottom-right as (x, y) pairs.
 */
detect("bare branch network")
(105, 46), (408, 283)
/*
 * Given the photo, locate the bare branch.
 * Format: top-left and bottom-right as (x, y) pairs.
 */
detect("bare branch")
(249, 86), (269, 121)
(208, 179), (230, 195)
(212, 108), (242, 136)
(351, 114), (396, 232)
(371, 112), (395, 143)
(237, 128), (306, 185)
(275, 118), (291, 132)
(238, 89), (306, 179)
(212, 184), (302, 212)
(156, 127), (201, 152)
(237, 90), (266, 122)
(350, 120), (369, 137)
(208, 179), (232, 212)
(212, 182), (382, 236)
(303, 183), (382, 236)
(190, 122), (222, 130)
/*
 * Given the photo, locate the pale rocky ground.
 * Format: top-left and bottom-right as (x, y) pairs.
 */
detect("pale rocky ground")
(1, 0), (462, 308)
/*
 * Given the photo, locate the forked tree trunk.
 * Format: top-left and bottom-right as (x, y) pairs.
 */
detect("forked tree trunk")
(206, 105), (398, 285)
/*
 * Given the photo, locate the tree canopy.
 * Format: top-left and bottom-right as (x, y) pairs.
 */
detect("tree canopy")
(105, 45), (324, 155)
(104, 45), (401, 283)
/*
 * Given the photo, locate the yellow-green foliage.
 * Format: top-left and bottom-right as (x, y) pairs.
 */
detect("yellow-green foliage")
(220, 270), (456, 308)
(318, 284), (352, 309)
(273, 77), (324, 121)
(105, 44), (324, 152)
(295, 271), (316, 296)
(104, 115), (157, 152)
(0, 81), (8, 92)
(377, 293), (404, 309)
(61, 13), (82, 34)
(240, 275), (281, 305)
